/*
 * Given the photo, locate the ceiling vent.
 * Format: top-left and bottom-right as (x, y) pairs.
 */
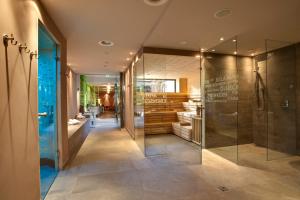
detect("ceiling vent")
(214, 9), (232, 19)
(144, 0), (168, 6)
(98, 40), (114, 47)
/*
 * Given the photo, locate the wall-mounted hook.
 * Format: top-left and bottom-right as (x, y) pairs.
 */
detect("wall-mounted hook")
(3, 34), (18, 46)
(30, 51), (38, 60)
(19, 43), (30, 53)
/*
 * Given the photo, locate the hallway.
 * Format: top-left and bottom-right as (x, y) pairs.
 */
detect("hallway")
(46, 121), (300, 200)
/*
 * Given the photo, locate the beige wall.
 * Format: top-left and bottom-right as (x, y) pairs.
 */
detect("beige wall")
(67, 68), (80, 119)
(0, 0), (68, 199)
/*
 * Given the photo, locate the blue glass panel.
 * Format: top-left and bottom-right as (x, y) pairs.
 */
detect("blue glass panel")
(38, 24), (58, 200)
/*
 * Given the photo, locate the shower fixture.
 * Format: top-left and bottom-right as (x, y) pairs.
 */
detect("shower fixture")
(280, 100), (289, 109)
(254, 64), (265, 110)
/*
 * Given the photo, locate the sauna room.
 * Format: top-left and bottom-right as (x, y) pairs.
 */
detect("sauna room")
(130, 47), (203, 164)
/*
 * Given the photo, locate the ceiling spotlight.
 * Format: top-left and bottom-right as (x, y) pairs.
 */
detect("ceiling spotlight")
(144, 0), (169, 6)
(214, 9), (232, 19)
(126, 58), (130, 61)
(98, 40), (114, 47)
(234, 51), (237, 55)
(251, 53), (255, 56)
(220, 37), (224, 41)
(201, 48), (205, 52)
(211, 49), (216, 52)
(129, 52), (134, 56)
(195, 54), (201, 59)
(232, 39), (237, 42)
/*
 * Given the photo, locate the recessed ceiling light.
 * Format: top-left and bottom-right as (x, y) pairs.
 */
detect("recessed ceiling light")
(144, 0), (169, 6)
(126, 58), (130, 61)
(129, 52), (134, 56)
(98, 40), (114, 47)
(251, 53), (255, 56)
(214, 9), (232, 19)
(211, 49), (216, 52)
(234, 51), (237, 55)
(195, 54), (201, 59)
(232, 39), (237, 42)
(201, 48), (205, 52)
(220, 37), (224, 41)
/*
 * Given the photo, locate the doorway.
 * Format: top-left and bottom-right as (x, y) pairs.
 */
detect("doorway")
(79, 74), (121, 128)
(38, 23), (59, 199)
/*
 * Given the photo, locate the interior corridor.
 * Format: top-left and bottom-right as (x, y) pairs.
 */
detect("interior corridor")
(45, 123), (300, 200)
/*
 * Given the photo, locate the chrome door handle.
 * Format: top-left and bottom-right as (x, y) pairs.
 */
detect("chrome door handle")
(38, 112), (48, 117)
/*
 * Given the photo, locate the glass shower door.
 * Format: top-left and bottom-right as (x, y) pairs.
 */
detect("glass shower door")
(38, 24), (59, 199)
(266, 40), (297, 160)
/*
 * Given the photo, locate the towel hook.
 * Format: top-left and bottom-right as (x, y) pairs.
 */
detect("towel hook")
(30, 50), (38, 60)
(3, 34), (18, 46)
(19, 43), (30, 53)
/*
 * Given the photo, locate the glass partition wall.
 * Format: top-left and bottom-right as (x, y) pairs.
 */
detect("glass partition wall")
(265, 40), (297, 160)
(203, 36), (299, 166)
(133, 53), (145, 153)
(132, 49), (202, 165)
(203, 37), (238, 162)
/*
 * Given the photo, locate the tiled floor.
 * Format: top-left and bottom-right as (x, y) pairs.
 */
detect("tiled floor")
(40, 166), (58, 199)
(145, 134), (201, 165)
(45, 119), (300, 200)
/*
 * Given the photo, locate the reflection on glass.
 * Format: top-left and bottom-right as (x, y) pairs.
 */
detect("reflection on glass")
(143, 52), (202, 165)
(143, 79), (176, 92)
(204, 36), (238, 163)
(134, 54), (145, 154)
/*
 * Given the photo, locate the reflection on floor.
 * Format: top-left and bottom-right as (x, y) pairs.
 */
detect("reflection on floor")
(210, 143), (300, 174)
(145, 134), (201, 165)
(40, 166), (58, 199)
(45, 125), (300, 200)
(95, 111), (119, 128)
(99, 111), (116, 119)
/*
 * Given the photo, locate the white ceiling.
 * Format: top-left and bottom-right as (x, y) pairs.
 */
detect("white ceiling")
(40, 0), (300, 74)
